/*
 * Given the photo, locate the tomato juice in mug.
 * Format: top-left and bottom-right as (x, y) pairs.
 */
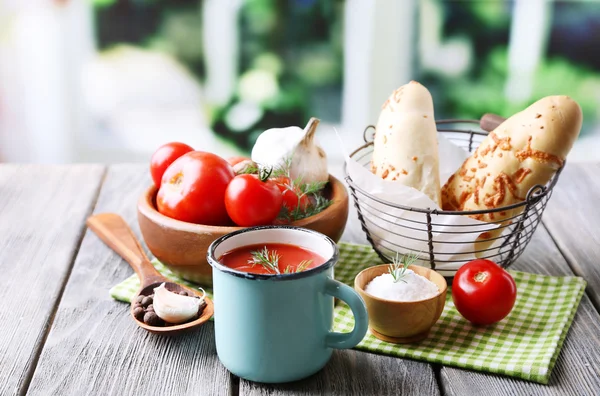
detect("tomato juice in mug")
(218, 243), (324, 275)
(207, 226), (368, 383)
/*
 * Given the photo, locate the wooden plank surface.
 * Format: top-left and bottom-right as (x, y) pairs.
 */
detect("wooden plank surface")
(27, 165), (232, 396)
(14, 163), (600, 396)
(240, 349), (439, 396)
(0, 165), (104, 396)
(542, 163), (600, 312)
(440, 226), (600, 395)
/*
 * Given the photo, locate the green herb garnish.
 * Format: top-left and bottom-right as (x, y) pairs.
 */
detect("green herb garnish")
(246, 157), (332, 222)
(297, 179), (328, 195)
(283, 259), (313, 274)
(248, 247), (281, 274)
(237, 163), (259, 175)
(388, 252), (419, 283)
(248, 248), (313, 275)
(237, 161), (288, 178)
(277, 176), (332, 222)
(272, 157), (293, 178)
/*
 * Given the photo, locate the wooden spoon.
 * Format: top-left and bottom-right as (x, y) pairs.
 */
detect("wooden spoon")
(86, 213), (214, 335)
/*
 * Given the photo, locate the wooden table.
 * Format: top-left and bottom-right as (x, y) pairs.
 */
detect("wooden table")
(2, 163), (600, 396)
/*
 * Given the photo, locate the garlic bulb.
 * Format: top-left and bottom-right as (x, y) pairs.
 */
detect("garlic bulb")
(152, 283), (205, 324)
(251, 117), (329, 184)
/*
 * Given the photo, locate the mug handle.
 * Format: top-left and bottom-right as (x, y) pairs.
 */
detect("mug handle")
(324, 278), (368, 349)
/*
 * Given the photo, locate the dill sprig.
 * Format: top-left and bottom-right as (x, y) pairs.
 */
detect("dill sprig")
(248, 247), (281, 274)
(388, 252), (420, 283)
(236, 163), (259, 175)
(236, 161), (288, 178)
(285, 195), (332, 222)
(278, 176), (332, 222)
(272, 157), (292, 178)
(249, 156), (331, 222)
(299, 180), (328, 195)
(283, 259), (313, 274)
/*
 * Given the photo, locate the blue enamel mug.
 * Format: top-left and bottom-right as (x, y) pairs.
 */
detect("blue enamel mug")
(207, 226), (368, 383)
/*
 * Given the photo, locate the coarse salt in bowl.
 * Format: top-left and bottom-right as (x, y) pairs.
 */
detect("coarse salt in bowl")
(364, 269), (439, 302)
(354, 264), (447, 344)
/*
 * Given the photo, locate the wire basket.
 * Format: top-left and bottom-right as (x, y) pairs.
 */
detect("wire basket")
(344, 119), (563, 277)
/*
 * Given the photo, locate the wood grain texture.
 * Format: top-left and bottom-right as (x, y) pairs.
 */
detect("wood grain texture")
(440, 226), (600, 396)
(13, 162), (600, 396)
(0, 164), (104, 396)
(27, 165), (231, 396)
(240, 349), (440, 396)
(542, 163), (600, 312)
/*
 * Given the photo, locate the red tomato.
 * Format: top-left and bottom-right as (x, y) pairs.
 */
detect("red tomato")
(157, 151), (234, 225)
(452, 259), (517, 325)
(273, 176), (310, 213)
(225, 174), (283, 226)
(150, 142), (194, 187)
(226, 156), (250, 167)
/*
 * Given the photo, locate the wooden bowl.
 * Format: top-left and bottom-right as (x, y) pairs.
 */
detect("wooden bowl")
(137, 174), (349, 286)
(354, 264), (447, 343)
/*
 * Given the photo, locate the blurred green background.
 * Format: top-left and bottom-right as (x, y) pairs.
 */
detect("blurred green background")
(91, 0), (600, 152)
(1, 0), (598, 162)
(93, 0), (344, 151)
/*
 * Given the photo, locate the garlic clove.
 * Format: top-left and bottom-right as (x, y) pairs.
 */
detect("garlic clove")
(289, 118), (329, 184)
(152, 283), (205, 324)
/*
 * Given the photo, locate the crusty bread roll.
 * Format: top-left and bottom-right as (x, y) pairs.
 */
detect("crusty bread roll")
(441, 95), (582, 254)
(371, 81), (441, 204)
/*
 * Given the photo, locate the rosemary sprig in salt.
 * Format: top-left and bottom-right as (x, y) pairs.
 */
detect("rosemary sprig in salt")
(388, 252), (420, 283)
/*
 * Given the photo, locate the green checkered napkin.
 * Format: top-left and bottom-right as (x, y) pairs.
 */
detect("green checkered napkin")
(110, 242), (585, 384)
(333, 243), (586, 384)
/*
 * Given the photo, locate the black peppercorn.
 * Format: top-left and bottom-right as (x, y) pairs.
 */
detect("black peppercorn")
(141, 296), (153, 308)
(133, 306), (144, 321)
(143, 311), (163, 326)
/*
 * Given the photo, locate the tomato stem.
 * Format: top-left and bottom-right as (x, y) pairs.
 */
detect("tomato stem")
(474, 271), (488, 283)
(258, 166), (273, 182)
